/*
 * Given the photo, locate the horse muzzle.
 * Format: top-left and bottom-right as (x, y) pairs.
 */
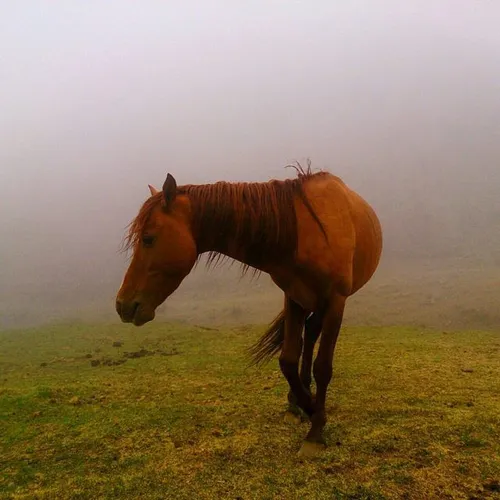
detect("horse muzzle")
(115, 299), (155, 326)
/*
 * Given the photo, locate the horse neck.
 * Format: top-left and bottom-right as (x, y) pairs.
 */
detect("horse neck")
(182, 180), (298, 270)
(191, 202), (248, 264)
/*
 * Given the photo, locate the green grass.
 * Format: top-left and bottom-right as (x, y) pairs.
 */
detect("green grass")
(1, 322), (499, 499)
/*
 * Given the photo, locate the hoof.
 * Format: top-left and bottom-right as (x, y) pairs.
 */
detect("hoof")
(283, 411), (302, 425)
(297, 440), (326, 459)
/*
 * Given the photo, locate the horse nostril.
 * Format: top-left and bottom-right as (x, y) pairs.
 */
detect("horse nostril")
(116, 299), (140, 322)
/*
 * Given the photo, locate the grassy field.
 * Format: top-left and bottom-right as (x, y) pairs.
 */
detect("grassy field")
(1, 321), (499, 499)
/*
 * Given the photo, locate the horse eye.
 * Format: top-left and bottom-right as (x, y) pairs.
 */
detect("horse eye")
(142, 235), (156, 247)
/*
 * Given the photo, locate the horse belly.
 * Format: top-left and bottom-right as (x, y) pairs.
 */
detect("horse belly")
(269, 271), (324, 312)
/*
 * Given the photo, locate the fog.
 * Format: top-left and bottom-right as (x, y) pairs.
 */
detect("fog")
(1, 1), (499, 329)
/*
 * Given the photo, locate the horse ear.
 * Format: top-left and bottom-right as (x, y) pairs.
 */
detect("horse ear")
(148, 184), (159, 196)
(162, 173), (177, 208)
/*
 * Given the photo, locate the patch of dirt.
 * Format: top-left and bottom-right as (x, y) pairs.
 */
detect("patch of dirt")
(194, 325), (219, 332)
(483, 480), (500, 492)
(89, 347), (180, 367)
(101, 358), (128, 367)
(123, 348), (154, 359)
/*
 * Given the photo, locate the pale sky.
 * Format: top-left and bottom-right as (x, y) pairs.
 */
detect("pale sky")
(1, 1), (499, 309)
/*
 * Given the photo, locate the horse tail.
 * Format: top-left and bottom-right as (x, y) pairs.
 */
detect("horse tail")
(247, 309), (285, 366)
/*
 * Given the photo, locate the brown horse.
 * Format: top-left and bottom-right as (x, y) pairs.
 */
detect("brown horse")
(116, 165), (383, 457)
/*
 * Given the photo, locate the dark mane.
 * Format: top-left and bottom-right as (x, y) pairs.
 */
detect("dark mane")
(123, 164), (328, 270)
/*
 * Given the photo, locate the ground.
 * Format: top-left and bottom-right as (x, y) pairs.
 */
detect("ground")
(1, 322), (499, 499)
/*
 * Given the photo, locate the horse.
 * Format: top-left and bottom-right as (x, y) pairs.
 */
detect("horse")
(116, 165), (383, 457)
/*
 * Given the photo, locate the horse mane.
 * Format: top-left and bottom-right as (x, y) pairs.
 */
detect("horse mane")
(123, 163), (328, 272)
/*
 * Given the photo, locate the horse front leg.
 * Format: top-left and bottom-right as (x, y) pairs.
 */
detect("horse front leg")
(298, 293), (346, 458)
(285, 312), (323, 424)
(279, 297), (315, 421)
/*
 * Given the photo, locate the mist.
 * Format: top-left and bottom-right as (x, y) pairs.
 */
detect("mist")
(1, 1), (499, 329)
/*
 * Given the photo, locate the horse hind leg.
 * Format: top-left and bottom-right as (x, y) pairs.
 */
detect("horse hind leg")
(298, 293), (346, 458)
(284, 311), (323, 424)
